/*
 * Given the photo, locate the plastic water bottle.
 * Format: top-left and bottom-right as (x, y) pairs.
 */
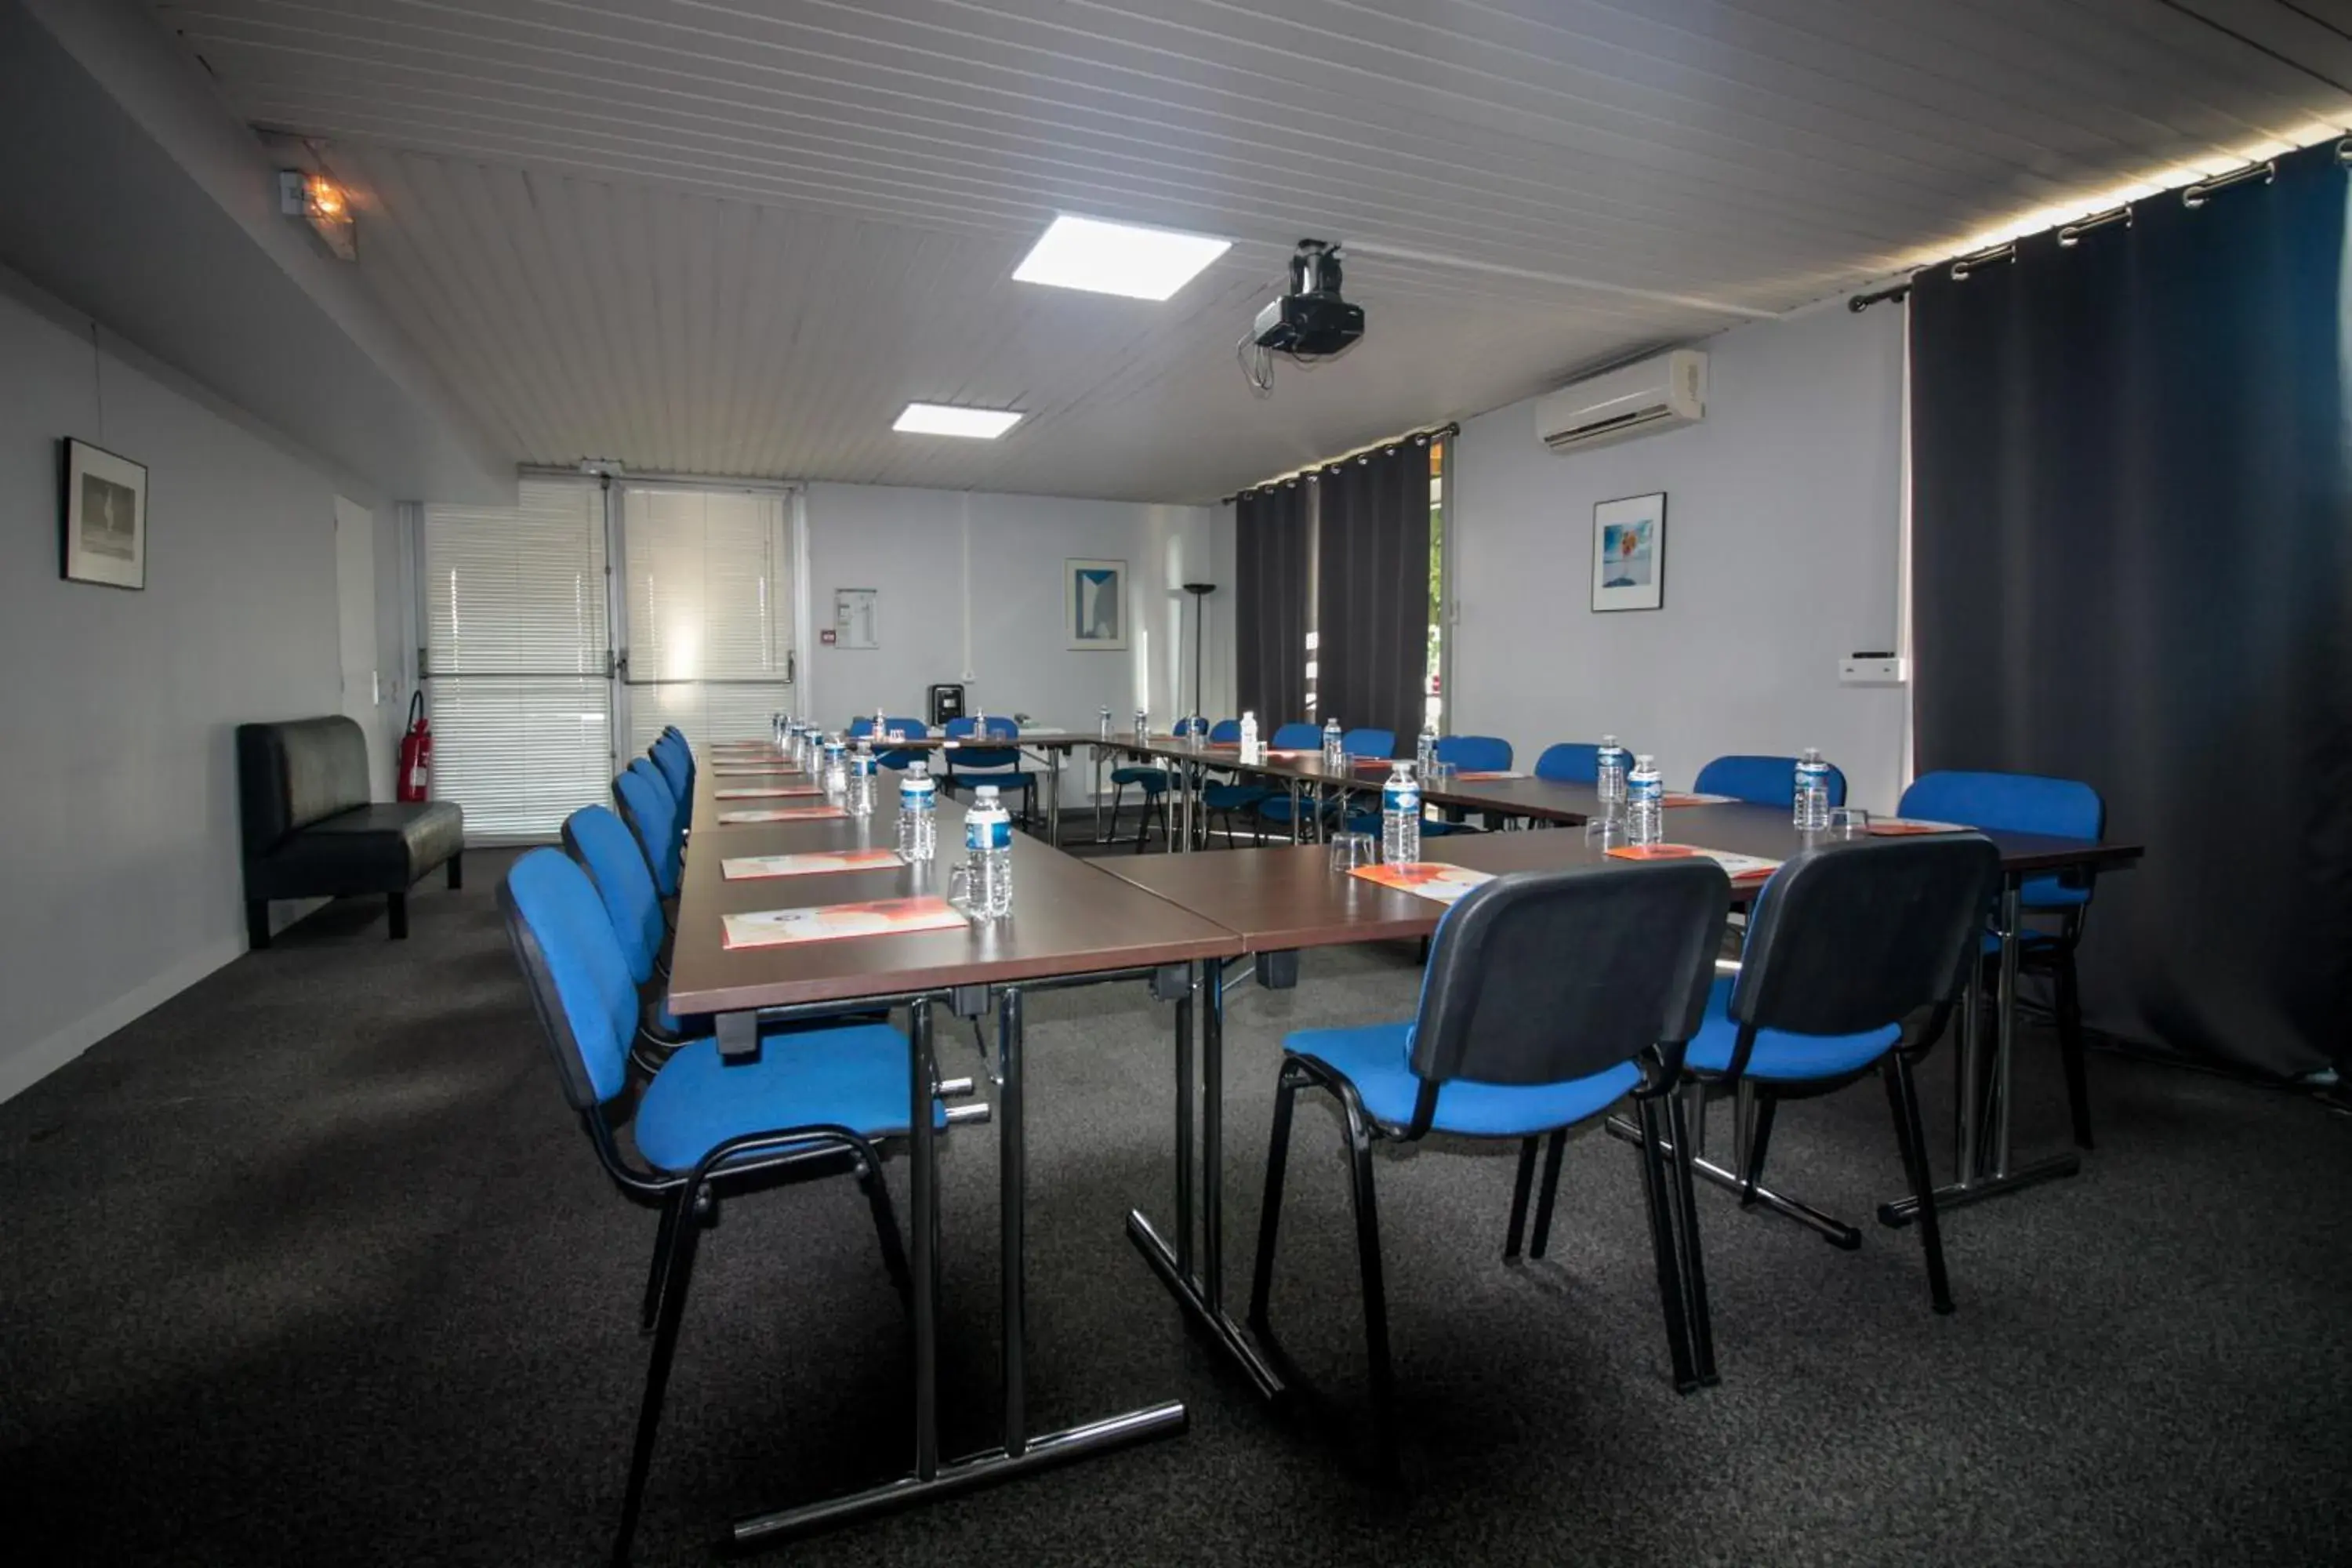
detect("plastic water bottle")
(846, 739), (877, 818)
(1416, 719), (1439, 777)
(1381, 761), (1422, 865)
(1794, 747), (1831, 831)
(1239, 710), (1260, 764)
(898, 760), (938, 862)
(1133, 706), (1149, 740)
(1321, 717), (1344, 770)
(1597, 735), (1629, 809)
(1628, 753), (1664, 845)
(1098, 706), (1112, 743)
(966, 785), (1014, 919)
(821, 735), (848, 802)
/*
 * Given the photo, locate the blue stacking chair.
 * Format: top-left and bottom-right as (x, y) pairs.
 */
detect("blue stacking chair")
(499, 848), (935, 1563)
(1262, 726), (1393, 837)
(1900, 770), (2105, 1149)
(1103, 718), (1196, 851)
(1198, 719), (1270, 844)
(848, 715), (931, 771)
(615, 760), (683, 909)
(1358, 733), (1516, 838)
(1250, 862), (1731, 1466)
(1694, 753), (1849, 810)
(650, 731), (694, 818)
(943, 716), (1037, 826)
(1534, 742), (1602, 784)
(564, 805), (696, 1069)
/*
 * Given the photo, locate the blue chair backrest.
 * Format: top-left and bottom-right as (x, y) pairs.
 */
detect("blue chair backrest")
(499, 848), (639, 1109)
(946, 715), (1021, 771)
(1269, 721), (1322, 750)
(562, 804), (664, 984)
(1341, 728), (1395, 760)
(651, 734), (692, 800)
(1435, 734), (1512, 772)
(1534, 742), (1600, 784)
(1405, 862), (1729, 1122)
(1899, 770), (2105, 909)
(1208, 718), (1241, 743)
(614, 762), (681, 898)
(1694, 754), (1849, 811)
(1173, 716), (1210, 739)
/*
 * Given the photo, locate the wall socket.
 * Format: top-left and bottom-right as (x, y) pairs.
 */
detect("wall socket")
(1839, 653), (1907, 686)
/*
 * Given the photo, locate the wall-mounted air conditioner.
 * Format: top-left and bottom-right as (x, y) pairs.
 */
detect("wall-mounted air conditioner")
(1535, 349), (1708, 454)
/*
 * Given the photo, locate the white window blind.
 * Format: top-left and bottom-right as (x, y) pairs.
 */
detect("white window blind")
(619, 488), (794, 755)
(423, 479), (611, 840)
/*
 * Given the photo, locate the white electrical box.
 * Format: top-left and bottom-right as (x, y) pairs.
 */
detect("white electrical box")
(1839, 654), (1907, 686)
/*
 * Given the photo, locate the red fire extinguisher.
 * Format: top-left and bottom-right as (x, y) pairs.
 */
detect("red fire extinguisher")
(397, 690), (433, 803)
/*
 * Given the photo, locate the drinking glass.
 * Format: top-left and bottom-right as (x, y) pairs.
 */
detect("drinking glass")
(1582, 815), (1628, 850)
(1828, 807), (1871, 839)
(1328, 832), (1376, 873)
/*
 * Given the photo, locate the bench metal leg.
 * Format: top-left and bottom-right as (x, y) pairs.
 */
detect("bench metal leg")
(387, 891), (408, 939)
(246, 899), (270, 950)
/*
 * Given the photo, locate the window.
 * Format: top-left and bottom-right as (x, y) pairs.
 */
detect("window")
(423, 480), (611, 840)
(617, 487), (796, 754)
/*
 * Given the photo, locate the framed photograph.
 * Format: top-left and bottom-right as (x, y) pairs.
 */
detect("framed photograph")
(1591, 492), (1664, 612)
(1066, 557), (1127, 651)
(60, 439), (148, 590)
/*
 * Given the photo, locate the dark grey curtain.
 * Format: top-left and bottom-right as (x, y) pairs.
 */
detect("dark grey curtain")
(1911, 140), (2352, 1077)
(1234, 481), (1310, 724)
(1316, 445), (1430, 742)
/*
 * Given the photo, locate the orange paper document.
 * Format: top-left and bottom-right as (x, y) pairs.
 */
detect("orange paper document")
(1348, 862), (1497, 906)
(1607, 843), (1780, 881)
(1867, 818), (1969, 837)
(712, 764), (803, 775)
(1451, 770), (1528, 781)
(714, 785), (822, 800)
(715, 805), (848, 825)
(721, 895), (968, 949)
(720, 848), (905, 880)
(1661, 792), (1737, 808)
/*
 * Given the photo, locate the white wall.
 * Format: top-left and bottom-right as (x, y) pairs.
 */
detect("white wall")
(0, 279), (351, 1101)
(804, 482), (1227, 798)
(1451, 300), (1910, 809)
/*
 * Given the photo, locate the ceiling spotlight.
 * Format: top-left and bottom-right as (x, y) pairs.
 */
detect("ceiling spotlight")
(1012, 215), (1231, 301)
(893, 401), (1024, 439)
(278, 169), (355, 261)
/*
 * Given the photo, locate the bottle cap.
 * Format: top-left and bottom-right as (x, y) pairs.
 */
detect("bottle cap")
(975, 785), (999, 801)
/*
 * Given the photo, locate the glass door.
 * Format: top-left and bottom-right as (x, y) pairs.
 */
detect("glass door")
(614, 485), (798, 753)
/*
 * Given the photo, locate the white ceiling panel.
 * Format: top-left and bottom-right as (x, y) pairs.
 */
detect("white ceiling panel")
(147, 0), (2352, 500)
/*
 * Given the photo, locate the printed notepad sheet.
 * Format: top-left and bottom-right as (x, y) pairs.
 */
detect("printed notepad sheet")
(721, 895), (967, 950)
(713, 784), (823, 800)
(715, 804), (848, 825)
(1607, 844), (1780, 881)
(1661, 792), (1737, 808)
(721, 848), (905, 880)
(1867, 818), (1969, 837)
(1348, 862), (1497, 906)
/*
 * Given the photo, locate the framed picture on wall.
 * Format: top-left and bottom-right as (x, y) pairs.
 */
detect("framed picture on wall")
(60, 438), (149, 590)
(1066, 557), (1127, 651)
(1591, 492), (1664, 612)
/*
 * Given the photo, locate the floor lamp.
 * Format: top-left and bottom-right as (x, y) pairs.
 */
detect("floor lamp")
(1182, 582), (1216, 724)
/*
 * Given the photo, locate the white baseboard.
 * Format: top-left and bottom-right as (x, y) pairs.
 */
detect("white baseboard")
(0, 895), (325, 1105)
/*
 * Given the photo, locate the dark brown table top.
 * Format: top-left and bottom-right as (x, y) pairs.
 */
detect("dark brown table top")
(668, 773), (1243, 1014)
(1098, 805), (2144, 953)
(1091, 737), (1600, 822)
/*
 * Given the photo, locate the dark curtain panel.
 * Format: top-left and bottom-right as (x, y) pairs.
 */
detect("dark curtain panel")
(1316, 445), (1431, 742)
(1234, 481), (1310, 724)
(1911, 141), (2352, 1077)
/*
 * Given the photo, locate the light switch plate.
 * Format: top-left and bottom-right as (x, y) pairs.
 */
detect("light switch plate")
(1839, 654), (1907, 686)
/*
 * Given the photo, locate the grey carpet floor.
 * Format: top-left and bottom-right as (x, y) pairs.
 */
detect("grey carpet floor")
(3, 849), (2348, 1567)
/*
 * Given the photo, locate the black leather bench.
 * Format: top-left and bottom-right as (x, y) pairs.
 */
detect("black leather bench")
(237, 717), (465, 946)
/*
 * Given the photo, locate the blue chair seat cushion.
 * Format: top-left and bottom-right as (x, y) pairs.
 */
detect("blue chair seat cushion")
(2019, 875), (2090, 909)
(633, 1024), (919, 1174)
(1258, 793), (1339, 822)
(1202, 783), (1270, 810)
(1111, 766), (1171, 789)
(1287, 1022), (1642, 1138)
(950, 771), (1036, 793)
(1685, 977), (1898, 1082)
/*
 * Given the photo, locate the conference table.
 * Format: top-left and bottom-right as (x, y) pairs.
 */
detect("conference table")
(667, 761), (1240, 1544)
(838, 728), (1096, 847)
(1092, 804), (2143, 1397)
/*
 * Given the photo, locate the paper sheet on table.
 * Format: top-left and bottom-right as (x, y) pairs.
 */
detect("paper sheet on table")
(1606, 844), (1780, 880)
(1661, 792), (1737, 808)
(720, 895), (967, 949)
(713, 785), (823, 799)
(1450, 770), (1529, 781)
(720, 848), (905, 880)
(715, 805), (848, 824)
(1866, 818), (1970, 836)
(1348, 862), (1497, 905)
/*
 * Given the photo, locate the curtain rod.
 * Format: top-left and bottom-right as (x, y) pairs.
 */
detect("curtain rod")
(1852, 140), (2349, 313)
(1222, 421), (1458, 504)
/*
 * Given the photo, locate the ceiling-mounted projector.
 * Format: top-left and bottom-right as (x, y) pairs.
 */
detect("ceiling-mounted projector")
(1253, 239), (1364, 358)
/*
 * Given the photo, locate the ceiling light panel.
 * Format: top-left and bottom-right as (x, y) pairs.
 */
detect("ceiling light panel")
(1011, 215), (1232, 301)
(893, 401), (1024, 438)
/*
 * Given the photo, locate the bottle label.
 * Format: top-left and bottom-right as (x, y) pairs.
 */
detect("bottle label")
(965, 815), (1012, 851)
(901, 780), (935, 807)
(1384, 782), (1420, 814)
(1630, 777), (1661, 801)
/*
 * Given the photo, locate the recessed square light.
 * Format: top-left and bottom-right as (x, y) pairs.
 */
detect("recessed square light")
(1012, 215), (1232, 301)
(893, 402), (1024, 439)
